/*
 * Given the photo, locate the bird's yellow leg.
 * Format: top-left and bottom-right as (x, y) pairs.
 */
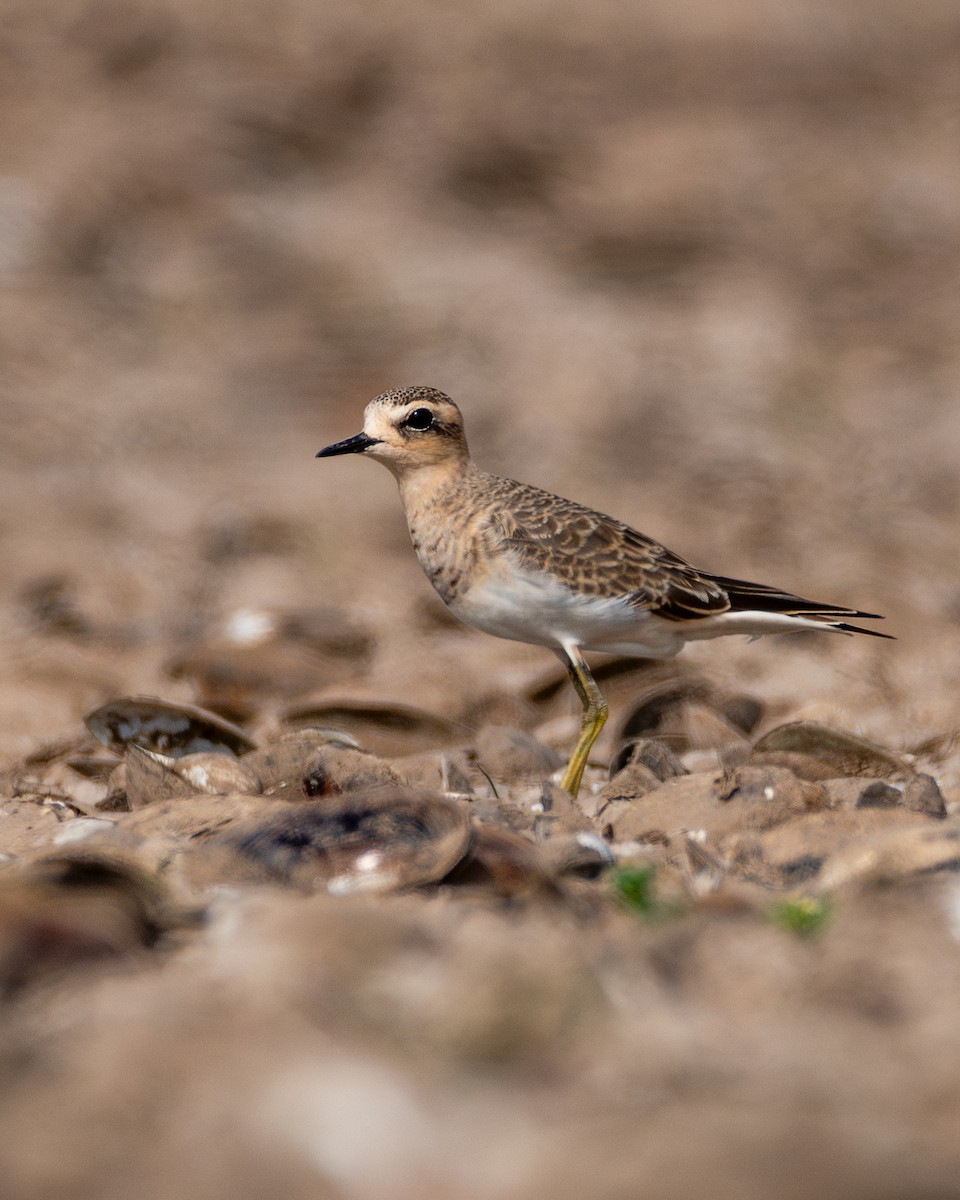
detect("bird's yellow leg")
(558, 646), (608, 797)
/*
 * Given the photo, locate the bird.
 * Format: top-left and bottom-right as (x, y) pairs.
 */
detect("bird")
(317, 386), (890, 797)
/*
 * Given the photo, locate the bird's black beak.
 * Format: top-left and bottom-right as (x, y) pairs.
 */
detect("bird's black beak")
(316, 432), (381, 458)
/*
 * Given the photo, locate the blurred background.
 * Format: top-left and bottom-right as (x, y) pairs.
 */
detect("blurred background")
(1, 0), (958, 754)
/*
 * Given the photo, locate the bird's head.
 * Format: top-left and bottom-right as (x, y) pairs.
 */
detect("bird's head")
(316, 386), (469, 477)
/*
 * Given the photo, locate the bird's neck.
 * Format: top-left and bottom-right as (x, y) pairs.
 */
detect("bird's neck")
(395, 456), (478, 515)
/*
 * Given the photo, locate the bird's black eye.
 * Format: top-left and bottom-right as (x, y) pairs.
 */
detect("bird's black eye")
(403, 407), (435, 431)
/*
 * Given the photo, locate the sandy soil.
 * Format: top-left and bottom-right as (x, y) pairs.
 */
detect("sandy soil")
(1, 2), (960, 1197)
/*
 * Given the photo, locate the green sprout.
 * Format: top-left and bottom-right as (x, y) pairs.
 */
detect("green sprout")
(770, 896), (832, 937)
(613, 864), (657, 912)
(611, 864), (684, 919)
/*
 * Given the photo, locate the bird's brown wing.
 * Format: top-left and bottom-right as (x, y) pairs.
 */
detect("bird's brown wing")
(481, 474), (891, 636)
(484, 476), (730, 620)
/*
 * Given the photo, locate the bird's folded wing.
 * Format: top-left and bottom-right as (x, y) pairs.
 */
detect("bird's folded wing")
(486, 480), (730, 620)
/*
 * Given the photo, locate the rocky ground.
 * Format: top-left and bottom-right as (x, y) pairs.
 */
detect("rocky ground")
(1, 2), (960, 1197)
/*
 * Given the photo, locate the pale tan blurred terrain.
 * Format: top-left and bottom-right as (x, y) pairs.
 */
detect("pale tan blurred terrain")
(1, 2), (960, 1197)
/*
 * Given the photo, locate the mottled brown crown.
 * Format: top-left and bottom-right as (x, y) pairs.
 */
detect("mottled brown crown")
(373, 385), (459, 411)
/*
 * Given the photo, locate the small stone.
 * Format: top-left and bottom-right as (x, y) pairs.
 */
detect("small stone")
(227, 786), (472, 894)
(245, 733), (401, 798)
(125, 745), (194, 809)
(124, 745), (258, 809)
(440, 754), (475, 795)
(84, 696), (255, 758)
(442, 825), (556, 897)
(752, 722), (910, 780)
(856, 781), (902, 809)
(609, 737), (687, 782)
(300, 748), (403, 798)
(902, 773), (947, 818)
(540, 832), (615, 880)
(176, 753), (260, 796)
(596, 762), (662, 807)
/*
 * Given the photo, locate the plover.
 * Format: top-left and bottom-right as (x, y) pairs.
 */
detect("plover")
(318, 386), (890, 796)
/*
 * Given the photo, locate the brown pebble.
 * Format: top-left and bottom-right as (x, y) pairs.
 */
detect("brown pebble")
(177, 753), (261, 796)
(125, 747), (260, 809)
(442, 825), (557, 897)
(539, 833), (614, 880)
(596, 762), (663, 809)
(902, 773), (947, 818)
(244, 733), (401, 798)
(84, 696), (256, 758)
(609, 737), (687, 782)
(856, 781), (902, 808)
(300, 748), (403, 798)
(241, 729), (356, 788)
(227, 786), (472, 894)
(752, 722), (910, 780)
(125, 745), (195, 808)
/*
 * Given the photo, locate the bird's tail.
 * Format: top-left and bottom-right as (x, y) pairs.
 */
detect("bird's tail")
(701, 573), (894, 640)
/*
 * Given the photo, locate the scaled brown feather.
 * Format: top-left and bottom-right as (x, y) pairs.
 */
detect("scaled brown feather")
(485, 475), (730, 618)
